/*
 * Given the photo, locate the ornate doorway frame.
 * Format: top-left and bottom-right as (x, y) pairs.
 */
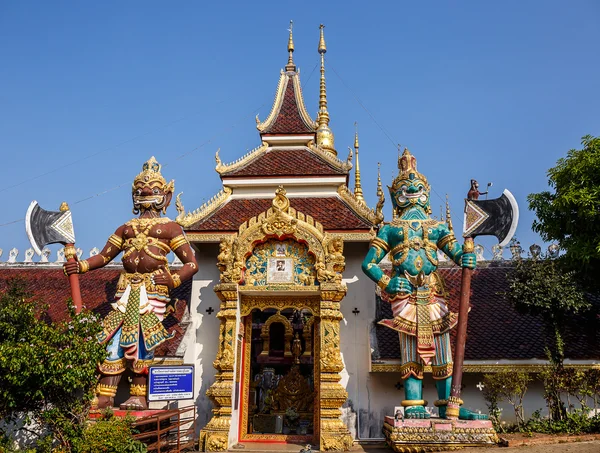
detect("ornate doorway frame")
(238, 296), (319, 443)
(199, 188), (352, 451)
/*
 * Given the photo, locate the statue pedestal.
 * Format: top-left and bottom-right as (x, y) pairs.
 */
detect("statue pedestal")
(383, 416), (498, 452)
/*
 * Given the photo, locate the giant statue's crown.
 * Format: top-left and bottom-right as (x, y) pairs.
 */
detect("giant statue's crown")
(132, 157), (174, 193)
(391, 148), (430, 191)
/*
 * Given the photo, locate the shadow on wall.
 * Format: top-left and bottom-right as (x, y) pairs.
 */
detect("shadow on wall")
(193, 243), (221, 431)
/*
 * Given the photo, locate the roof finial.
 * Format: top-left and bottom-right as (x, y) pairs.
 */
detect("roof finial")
(353, 122), (365, 203)
(446, 194), (454, 233)
(315, 24), (336, 156)
(375, 162), (385, 222)
(286, 20), (296, 72)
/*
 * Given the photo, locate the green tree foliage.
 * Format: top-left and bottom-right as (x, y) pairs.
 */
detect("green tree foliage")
(528, 135), (600, 289)
(0, 279), (107, 451)
(506, 258), (589, 363)
(482, 372), (531, 429)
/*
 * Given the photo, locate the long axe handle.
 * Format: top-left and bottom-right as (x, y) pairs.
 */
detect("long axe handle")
(64, 243), (83, 314)
(446, 236), (474, 419)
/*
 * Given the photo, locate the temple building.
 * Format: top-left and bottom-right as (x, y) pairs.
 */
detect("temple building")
(1, 23), (600, 452)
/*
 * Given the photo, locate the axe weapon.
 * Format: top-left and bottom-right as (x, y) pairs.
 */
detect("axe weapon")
(446, 189), (519, 419)
(25, 201), (83, 314)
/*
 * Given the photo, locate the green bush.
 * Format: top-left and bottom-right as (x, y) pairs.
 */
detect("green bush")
(522, 409), (600, 435)
(77, 413), (146, 453)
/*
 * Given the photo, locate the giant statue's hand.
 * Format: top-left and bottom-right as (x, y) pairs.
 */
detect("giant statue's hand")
(460, 252), (476, 269)
(386, 276), (413, 295)
(152, 266), (175, 289)
(63, 261), (80, 276)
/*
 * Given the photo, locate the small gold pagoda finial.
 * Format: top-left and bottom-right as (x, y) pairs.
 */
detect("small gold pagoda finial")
(375, 162), (385, 222)
(446, 194), (454, 233)
(353, 122), (365, 203)
(59, 202), (70, 212)
(285, 20), (296, 72)
(316, 24), (336, 156)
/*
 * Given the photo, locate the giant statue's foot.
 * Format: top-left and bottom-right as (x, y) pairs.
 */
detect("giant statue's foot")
(96, 395), (115, 409)
(120, 395), (148, 411)
(439, 405), (488, 420)
(405, 406), (431, 419)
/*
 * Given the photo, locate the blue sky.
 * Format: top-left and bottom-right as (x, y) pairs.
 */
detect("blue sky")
(1, 1), (599, 261)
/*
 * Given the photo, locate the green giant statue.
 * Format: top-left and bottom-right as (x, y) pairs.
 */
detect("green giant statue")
(362, 149), (485, 420)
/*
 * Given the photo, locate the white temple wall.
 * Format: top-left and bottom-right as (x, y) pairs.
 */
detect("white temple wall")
(188, 243), (221, 430)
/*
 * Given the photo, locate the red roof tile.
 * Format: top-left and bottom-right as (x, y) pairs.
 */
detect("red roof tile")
(223, 148), (346, 177)
(184, 197), (373, 232)
(262, 76), (314, 134)
(0, 267), (192, 357)
(374, 264), (600, 362)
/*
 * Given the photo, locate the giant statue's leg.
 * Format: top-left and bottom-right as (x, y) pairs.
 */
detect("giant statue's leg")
(399, 332), (430, 419)
(96, 328), (127, 409)
(120, 340), (154, 411)
(432, 332), (487, 420)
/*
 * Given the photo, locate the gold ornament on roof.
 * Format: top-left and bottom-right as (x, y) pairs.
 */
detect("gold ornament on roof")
(132, 156), (174, 194)
(286, 20), (296, 72)
(353, 123), (365, 203)
(315, 24), (336, 156)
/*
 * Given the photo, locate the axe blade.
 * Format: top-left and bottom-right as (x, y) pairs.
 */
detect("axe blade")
(463, 189), (519, 247)
(25, 201), (76, 255)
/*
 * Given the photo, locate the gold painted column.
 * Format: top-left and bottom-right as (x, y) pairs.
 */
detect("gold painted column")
(200, 283), (238, 452)
(319, 283), (353, 451)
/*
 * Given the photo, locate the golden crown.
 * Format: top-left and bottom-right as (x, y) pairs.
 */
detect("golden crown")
(132, 157), (174, 193)
(391, 148), (430, 190)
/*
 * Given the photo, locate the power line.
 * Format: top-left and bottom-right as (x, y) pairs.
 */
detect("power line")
(0, 107), (218, 194)
(0, 103), (265, 228)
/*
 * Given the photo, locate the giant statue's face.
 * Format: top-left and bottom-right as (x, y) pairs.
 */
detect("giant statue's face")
(391, 174), (430, 211)
(132, 182), (171, 214)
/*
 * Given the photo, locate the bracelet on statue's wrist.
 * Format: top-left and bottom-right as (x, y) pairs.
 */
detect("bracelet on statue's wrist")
(171, 273), (181, 288)
(78, 260), (90, 274)
(377, 274), (391, 290)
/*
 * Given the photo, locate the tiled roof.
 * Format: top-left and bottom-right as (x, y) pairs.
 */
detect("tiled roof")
(223, 148), (346, 177)
(262, 75), (314, 134)
(374, 264), (600, 361)
(184, 197), (373, 232)
(0, 267), (192, 357)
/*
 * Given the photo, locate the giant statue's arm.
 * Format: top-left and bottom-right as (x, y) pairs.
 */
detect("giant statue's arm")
(152, 224), (198, 289)
(436, 223), (476, 269)
(361, 226), (393, 291)
(169, 225), (198, 284)
(63, 225), (125, 276)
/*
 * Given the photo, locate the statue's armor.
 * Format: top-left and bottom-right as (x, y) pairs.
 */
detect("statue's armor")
(374, 219), (458, 380)
(98, 218), (181, 375)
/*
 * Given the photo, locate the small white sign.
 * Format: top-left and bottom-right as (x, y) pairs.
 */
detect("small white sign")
(267, 257), (294, 283)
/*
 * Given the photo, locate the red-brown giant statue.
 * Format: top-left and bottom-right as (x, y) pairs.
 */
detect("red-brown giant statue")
(64, 157), (198, 410)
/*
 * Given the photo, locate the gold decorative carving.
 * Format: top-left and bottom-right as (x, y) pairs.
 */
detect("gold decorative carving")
(260, 312), (293, 357)
(337, 184), (384, 225)
(202, 187), (351, 451)
(307, 141), (353, 173)
(270, 365), (314, 411)
(176, 187), (232, 228)
(240, 296), (320, 317)
(215, 142), (269, 174)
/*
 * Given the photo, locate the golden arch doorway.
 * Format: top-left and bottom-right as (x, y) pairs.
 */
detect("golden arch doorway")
(199, 188), (352, 451)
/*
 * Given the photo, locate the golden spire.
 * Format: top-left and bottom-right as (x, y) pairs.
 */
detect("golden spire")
(285, 20), (296, 72)
(446, 194), (454, 233)
(375, 162), (385, 222)
(315, 24), (336, 156)
(353, 123), (365, 203)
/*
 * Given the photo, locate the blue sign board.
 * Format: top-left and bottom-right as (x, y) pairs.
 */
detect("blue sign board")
(148, 365), (194, 401)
